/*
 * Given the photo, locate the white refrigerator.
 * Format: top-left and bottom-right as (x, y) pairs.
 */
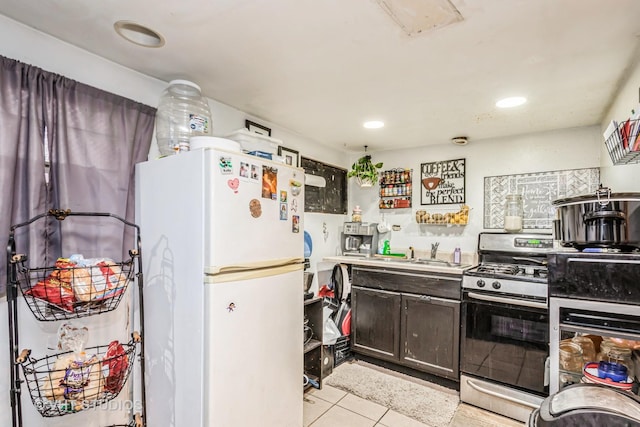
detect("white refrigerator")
(135, 148), (305, 426)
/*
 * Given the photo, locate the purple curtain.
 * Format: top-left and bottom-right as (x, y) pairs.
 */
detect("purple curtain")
(0, 56), (156, 295)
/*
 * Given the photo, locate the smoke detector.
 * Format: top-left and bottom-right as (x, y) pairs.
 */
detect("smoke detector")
(451, 136), (468, 146)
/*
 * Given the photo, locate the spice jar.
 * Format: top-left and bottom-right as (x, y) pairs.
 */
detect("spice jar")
(504, 194), (524, 232)
(559, 341), (584, 373)
(351, 206), (362, 223)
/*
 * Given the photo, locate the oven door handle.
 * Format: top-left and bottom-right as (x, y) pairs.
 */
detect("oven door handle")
(465, 378), (540, 409)
(467, 291), (547, 309)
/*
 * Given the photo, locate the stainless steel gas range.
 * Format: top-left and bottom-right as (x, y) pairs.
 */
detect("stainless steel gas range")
(460, 232), (555, 423)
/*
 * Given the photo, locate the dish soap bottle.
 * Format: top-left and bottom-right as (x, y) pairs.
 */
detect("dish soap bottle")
(453, 247), (461, 265)
(382, 240), (390, 255)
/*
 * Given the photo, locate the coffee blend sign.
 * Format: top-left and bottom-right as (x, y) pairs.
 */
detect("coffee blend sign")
(420, 158), (466, 205)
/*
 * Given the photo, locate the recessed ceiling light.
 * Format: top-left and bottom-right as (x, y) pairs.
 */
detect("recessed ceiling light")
(114, 21), (165, 48)
(363, 120), (385, 129)
(496, 96), (527, 108)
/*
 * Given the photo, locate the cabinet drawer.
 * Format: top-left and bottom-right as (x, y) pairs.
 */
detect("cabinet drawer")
(352, 266), (461, 300)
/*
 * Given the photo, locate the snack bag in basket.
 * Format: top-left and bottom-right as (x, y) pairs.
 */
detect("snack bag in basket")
(102, 340), (128, 394)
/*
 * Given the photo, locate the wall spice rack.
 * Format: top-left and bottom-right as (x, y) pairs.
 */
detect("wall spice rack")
(7, 209), (147, 427)
(379, 168), (412, 209)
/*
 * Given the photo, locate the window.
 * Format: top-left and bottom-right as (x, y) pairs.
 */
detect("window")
(301, 157), (347, 214)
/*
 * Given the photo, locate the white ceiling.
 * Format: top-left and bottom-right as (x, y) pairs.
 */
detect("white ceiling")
(1, 0), (639, 152)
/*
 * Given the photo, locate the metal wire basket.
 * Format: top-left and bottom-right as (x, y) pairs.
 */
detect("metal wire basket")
(605, 118), (640, 165)
(13, 254), (135, 321)
(17, 335), (138, 418)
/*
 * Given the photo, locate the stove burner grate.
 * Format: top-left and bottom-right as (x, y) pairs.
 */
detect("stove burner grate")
(475, 263), (520, 275)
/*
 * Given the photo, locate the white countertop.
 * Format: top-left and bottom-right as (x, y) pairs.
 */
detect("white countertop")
(323, 255), (472, 275)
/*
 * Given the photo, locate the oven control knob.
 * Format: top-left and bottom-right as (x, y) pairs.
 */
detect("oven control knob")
(476, 279), (485, 288)
(492, 281), (501, 290)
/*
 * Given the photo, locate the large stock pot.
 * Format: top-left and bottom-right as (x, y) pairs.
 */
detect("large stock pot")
(552, 187), (640, 251)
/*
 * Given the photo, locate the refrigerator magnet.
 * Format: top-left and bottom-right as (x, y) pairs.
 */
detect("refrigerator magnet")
(290, 199), (298, 213)
(249, 199), (262, 218)
(219, 156), (233, 174)
(292, 215), (300, 233)
(261, 166), (278, 200)
(239, 162), (250, 179)
(227, 178), (239, 194)
(250, 164), (259, 180)
(290, 180), (302, 196)
(280, 203), (288, 220)
(280, 190), (287, 202)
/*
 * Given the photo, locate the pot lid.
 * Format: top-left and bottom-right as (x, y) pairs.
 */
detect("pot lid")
(552, 192), (640, 206)
(549, 384), (640, 420)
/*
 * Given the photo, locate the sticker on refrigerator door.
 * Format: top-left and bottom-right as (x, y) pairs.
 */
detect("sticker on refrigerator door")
(249, 199), (262, 218)
(290, 199), (298, 213)
(279, 203), (288, 220)
(227, 178), (240, 193)
(261, 166), (278, 200)
(226, 302), (236, 312)
(239, 162), (250, 179)
(292, 215), (300, 233)
(280, 191), (287, 202)
(219, 156), (233, 174)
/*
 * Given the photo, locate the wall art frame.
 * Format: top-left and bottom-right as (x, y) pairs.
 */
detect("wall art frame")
(278, 146), (299, 167)
(245, 119), (272, 136)
(420, 158), (466, 205)
(483, 167), (600, 229)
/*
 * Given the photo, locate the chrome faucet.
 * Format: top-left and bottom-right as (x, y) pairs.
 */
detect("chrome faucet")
(430, 242), (439, 259)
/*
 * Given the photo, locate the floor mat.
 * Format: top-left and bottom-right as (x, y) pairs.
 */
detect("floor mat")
(324, 361), (459, 427)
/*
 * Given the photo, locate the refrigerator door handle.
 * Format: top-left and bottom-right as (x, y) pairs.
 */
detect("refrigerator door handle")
(205, 261), (304, 284)
(205, 257), (304, 275)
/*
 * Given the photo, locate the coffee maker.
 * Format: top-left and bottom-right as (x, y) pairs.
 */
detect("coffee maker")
(341, 222), (379, 257)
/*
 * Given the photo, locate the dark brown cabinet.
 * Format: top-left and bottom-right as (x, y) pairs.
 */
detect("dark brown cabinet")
(401, 294), (460, 379)
(351, 266), (461, 381)
(351, 287), (401, 362)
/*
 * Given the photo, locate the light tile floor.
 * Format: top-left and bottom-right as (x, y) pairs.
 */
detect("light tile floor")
(304, 383), (525, 427)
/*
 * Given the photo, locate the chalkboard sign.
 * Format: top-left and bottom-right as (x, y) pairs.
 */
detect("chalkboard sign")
(301, 157), (347, 214)
(484, 168), (600, 229)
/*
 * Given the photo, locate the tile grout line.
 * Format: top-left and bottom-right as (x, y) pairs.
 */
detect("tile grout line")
(309, 391), (392, 426)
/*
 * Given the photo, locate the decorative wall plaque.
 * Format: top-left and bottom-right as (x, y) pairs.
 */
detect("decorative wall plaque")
(484, 167), (600, 229)
(420, 158), (466, 205)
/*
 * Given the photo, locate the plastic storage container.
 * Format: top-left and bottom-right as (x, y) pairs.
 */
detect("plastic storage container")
(156, 80), (212, 156)
(504, 194), (524, 232)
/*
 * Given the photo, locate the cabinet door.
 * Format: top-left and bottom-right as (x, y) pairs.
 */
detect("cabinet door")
(352, 286), (401, 362)
(401, 294), (460, 380)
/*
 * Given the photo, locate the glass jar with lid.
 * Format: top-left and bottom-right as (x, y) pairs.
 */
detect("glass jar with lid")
(351, 206), (362, 223)
(559, 341), (584, 373)
(504, 194), (524, 232)
(571, 335), (597, 364)
(606, 346), (634, 380)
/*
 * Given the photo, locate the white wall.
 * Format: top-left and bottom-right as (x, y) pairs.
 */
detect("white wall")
(600, 52), (640, 190)
(0, 14), (346, 427)
(350, 125), (602, 258)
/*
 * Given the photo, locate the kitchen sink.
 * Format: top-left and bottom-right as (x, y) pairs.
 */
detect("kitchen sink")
(412, 258), (471, 268)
